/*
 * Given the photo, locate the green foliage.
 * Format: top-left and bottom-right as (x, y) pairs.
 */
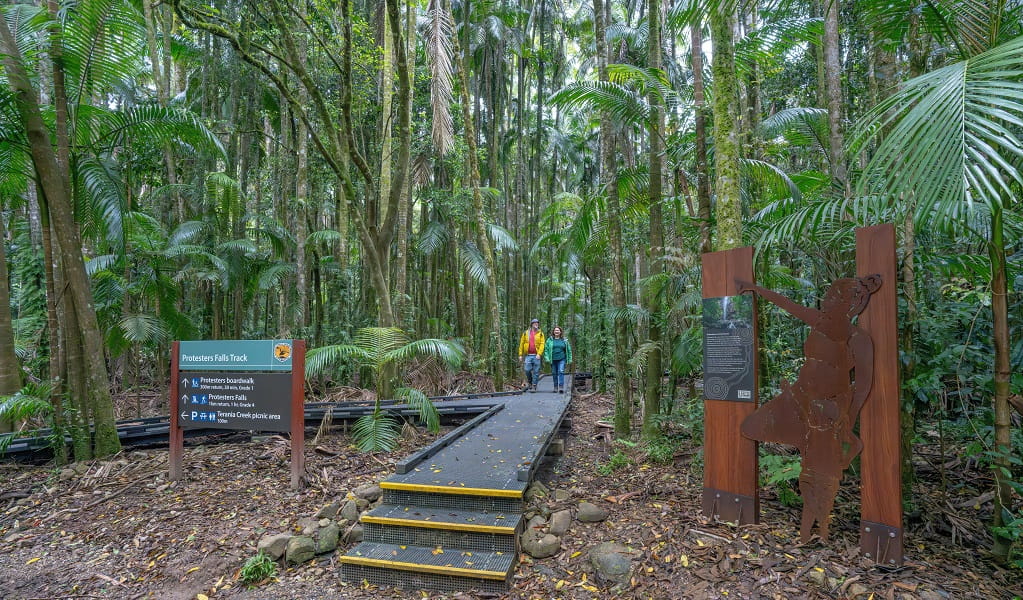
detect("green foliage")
(238, 551), (278, 587)
(0, 382), (63, 459)
(596, 446), (633, 476)
(645, 434), (682, 464)
(760, 453), (803, 508)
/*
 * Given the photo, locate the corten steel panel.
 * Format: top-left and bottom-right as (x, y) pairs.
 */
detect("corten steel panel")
(856, 225), (903, 564)
(702, 247), (759, 524)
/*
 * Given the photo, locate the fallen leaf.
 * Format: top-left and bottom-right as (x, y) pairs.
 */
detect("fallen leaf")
(25, 557), (40, 565)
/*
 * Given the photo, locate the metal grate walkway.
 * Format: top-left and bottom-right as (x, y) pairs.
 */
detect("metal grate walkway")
(340, 377), (572, 593)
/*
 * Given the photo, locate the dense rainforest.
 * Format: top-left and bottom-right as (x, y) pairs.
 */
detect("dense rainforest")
(1, 0), (1022, 573)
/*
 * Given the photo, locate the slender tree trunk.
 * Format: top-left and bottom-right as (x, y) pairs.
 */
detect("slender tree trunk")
(711, 5), (742, 250)
(449, 0), (504, 386)
(989, 206), (1014, 563)
(0, 211), (21, 432)
(692, 24), (712, 255)
(596, 0), (631, 436)
(822, 0), (846, 192)
(642, 0), (664, 440)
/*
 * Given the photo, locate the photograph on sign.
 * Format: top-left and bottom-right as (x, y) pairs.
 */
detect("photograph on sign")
(702, 295), (755, 402)
(178, 372), (292, 432)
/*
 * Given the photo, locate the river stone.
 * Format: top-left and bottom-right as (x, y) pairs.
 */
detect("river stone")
(549, 509), (572, 536)
(589, 542), (632, 587)
(553, 489), (572, 502)
(286, 536), (316, 565)
(577, 501), (608, 522)
(256, 533), (291, 560)
(353, 483), (382, 502)
(522, 533), (561, 559)
(343, 523), (364, 544)
(340, 500), (360, 522)
(525, 481), (549, 501)
(316, 523), (341, 554)
(314, 502), (340, 519)
(526, 515), (547, 533)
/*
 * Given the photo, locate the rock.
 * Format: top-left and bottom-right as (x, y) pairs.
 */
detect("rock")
(806, 569), (826, 586)
(343, 523), (364, 543)
(522, 533), (561, 559)
(848, 583), (870, 597)
(318, 518), (332, 528)
(525, 481), (549, 501)
(353, 483), (382, 502)
(589, 542), (632, 587)
(553, 489), (572, 502)
(257, 533), (291, 560)
(546, 439), (565, 456)
(340, 500), (360, 523)
(549, 509), (572, 536)
(285, 536), (316, 565)
(526, 515), (547, 533)
(355, 498), (370, 511)
(314, 502), (340, 519)
(316, 523), (341, 554)
(59, 468), (76, 482)
(577, 501), (608, 522)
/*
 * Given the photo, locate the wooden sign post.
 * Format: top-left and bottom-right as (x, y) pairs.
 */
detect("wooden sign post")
(856, 225), (903, 565)
(701, 247), (759, 524)
(169, 339), (306, 490)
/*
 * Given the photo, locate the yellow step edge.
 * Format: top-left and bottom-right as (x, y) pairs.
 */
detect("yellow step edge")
(340, 555), (508, 581)
(361, 515), (516, 535)
(381, 481), (523, 499)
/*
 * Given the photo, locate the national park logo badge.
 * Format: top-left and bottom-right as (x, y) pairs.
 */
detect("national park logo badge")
(273, 342), (292, 362)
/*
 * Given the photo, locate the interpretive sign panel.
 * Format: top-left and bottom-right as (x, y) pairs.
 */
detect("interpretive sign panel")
(702, 295), (755, 402)
(177, 372), (292, 432)
(178, 339), (294, 371)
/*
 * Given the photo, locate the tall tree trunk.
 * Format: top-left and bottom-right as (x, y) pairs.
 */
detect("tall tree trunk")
(642, 0), (664, 440)
(822, 0), (846, 192)
(691, 23), (712, 255)
(711, 6), (741, 249)
(0, 212), (21, 432)
(449, 0), (504, 387)
(596, 0), (631, 436)
(0, 15), (120, 458)
(989, 206), (1014, 563)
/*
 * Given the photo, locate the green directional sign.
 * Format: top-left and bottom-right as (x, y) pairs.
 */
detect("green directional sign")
(178, 339), (294, 371)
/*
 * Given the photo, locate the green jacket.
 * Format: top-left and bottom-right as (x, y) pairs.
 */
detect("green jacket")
(542, 337), (572, 363)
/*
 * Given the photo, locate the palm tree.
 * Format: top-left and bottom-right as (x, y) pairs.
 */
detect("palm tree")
(306, 327), (465, 451)
(850, 3), (1023, 560)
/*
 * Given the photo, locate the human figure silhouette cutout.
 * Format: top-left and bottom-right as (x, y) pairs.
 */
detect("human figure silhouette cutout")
(736, 275), (882, 542)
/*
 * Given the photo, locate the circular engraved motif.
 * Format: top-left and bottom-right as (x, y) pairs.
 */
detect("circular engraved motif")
(736, 327), (754, 345)
(705, 376), (729, 400)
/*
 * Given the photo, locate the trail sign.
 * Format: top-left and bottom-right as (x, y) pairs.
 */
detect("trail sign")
(169, 340), (306, 489)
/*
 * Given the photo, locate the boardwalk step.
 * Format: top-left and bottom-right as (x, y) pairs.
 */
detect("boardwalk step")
(363, 504), (520, 533)
(340, 542), (513, 593)
(381, 486), (523, 514)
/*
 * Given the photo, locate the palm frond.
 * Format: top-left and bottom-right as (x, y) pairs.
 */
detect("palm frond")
(351, 413), (400, 452)
(256, 263), (295, 291)
(117, 313), (170, 345)
(417, 221), (449, 255)
(851, 35), (1023, 229)
(306, 344), (374, 377)
(760, 107), (828, 151)
(395, 387), (440, 433)
(460, 241), (489, 285)
(60, 0), (147, 104)
(549, 81), (650, 128)
(487, 223), (518, 252)
(383, 338), (465, 370)
(425, 0), (454, 155)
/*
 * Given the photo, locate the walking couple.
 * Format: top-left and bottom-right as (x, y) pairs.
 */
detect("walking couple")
(517, 319), (573, 393)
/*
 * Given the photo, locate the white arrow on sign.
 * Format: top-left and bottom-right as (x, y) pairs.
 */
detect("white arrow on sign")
(181, 394), (188, 403)
(180, 377), (189, 387)
(180, 411), (188, 419)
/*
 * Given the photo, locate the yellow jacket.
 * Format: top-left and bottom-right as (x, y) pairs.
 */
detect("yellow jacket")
(518, 329), (545, 357)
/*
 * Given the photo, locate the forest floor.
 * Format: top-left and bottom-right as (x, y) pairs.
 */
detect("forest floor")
(0, 388), (1019, 600)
